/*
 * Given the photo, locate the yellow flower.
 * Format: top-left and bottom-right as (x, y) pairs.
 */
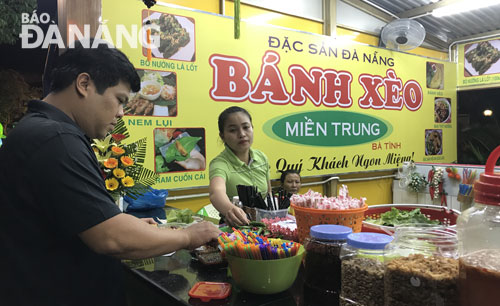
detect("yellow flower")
(92, 134), (115, 153)
(113, 168), (125, 178)
(105, 178), (119, 191)
(95, 151), (112, 163)
(111, 146), (125, 156)
(121, 156), (134, 167)
(104, 158), (118, 169)
(122, 176), (135, 187)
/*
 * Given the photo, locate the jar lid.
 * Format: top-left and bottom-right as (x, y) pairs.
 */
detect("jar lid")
(346, 233), (393, 250)
(310, 224), (353, 240)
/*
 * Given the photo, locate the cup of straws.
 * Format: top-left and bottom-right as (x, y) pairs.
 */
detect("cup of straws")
(218, 229), (304, 294)
(457, 169), (477, 211)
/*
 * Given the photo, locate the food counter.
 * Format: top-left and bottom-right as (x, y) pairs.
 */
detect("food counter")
(123, 249), (323, 306)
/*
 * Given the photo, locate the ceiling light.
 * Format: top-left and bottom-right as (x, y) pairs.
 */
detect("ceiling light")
(432, 0), (500, 17)
(483, 109), (493, 117)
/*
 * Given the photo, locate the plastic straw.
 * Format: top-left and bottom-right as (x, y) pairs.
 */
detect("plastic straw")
(218, 231), (301, 260)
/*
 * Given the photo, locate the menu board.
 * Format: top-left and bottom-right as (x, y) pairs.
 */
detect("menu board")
(102, 1), (457, 189)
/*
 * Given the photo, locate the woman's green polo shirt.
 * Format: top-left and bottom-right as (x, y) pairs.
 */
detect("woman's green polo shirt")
(209, 146), (270, 200)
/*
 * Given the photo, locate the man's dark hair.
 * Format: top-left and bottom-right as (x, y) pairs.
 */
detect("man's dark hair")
(50, 39), (140, 94)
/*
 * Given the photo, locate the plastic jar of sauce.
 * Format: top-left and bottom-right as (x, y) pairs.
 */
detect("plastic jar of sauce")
(303, 224), (352, 306)
(457, 146), (500, 306)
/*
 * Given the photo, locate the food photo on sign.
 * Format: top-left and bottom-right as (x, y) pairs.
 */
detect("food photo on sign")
(434, 97), (451, 123)
(154, 128), (206, 173)
(425, 129), (443, 156)
(125, 69), (177, 117)
(142, 10), (196, 61)
(426, 61), (444, 90)
(464, 39), (500, 76)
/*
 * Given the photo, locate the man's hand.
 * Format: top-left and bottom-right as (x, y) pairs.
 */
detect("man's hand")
(181, 221), (221, 250)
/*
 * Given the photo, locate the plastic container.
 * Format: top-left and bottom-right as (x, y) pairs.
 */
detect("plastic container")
(232, 196), (242, 207)
(255, 208), (288, 221)
(339, 232), (393, 306)
(188, 281), (231, 302)
(384, 224), (459, 258)
(291, 203), (367, 243)
(225, 244), (305, 294)
(383, 225), (459, 306)
(457, 146), (500, 306)
(303, 225), (352, 306)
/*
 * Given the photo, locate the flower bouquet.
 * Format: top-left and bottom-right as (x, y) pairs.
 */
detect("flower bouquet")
(92, 118), (159, 202)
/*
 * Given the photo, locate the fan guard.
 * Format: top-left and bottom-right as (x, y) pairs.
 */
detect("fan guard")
(381, 18), (426, 51)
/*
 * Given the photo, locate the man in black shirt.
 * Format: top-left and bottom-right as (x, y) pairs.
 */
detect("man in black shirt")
(0, 39), (220, 305)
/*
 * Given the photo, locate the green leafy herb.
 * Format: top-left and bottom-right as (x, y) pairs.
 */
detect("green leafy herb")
(164, 136), (201, 162)
(166, 208), (194, 223)
(155, 155), (169, 172)
(365, 207), (440, 227)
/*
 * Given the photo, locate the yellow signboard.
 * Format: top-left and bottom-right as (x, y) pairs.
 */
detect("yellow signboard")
(102, 1), (457, 189)
(457, 37), (500, 88)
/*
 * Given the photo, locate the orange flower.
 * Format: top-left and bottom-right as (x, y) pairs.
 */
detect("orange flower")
(103, 158), (118, 169)
(122, 176), (135, 187)
(113, 168), (125, 178)
(105, 178), (119, 191)
(111, 146), (125, 156)
(120, 156), (134, 167)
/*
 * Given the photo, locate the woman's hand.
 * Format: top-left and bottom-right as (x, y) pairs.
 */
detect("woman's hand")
(224, 205), (249, 227)
(209, 177), (249, 226)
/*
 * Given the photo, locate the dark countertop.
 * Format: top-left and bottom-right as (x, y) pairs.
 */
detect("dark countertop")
(123, 249), (337, 306)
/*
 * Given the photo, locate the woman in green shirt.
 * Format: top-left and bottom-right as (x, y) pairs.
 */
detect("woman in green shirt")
(209, 106), (271, 226)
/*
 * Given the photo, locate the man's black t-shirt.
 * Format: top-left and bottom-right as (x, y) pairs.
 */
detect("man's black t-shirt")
(0, 100), (125, 305)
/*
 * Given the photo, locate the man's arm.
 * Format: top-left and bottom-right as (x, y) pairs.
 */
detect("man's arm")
(79, 214), (220, 259)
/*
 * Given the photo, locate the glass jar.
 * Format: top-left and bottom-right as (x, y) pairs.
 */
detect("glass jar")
(383, 225), (459, 306)
(457, 146), (500, 306)
(303, 224), (353, 306)
(339, 232), (393, 306)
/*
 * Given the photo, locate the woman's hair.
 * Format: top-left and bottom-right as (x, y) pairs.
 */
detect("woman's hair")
(217, 106), (252, 135)
(278, 169), (301, 184)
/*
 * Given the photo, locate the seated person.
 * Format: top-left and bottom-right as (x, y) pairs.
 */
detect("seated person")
(278, 169), (302, 195)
